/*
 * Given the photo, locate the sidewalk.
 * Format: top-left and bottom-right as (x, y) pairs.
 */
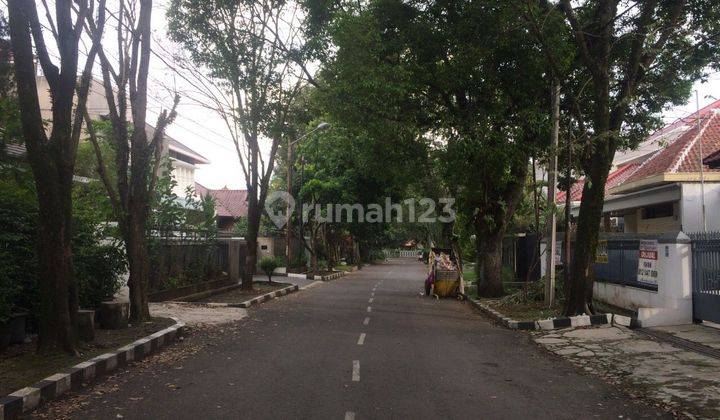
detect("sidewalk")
(533, 324), (720, 418)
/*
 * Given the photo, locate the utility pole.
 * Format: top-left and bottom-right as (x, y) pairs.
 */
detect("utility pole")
(564, 123), (573, 298)
(286, 140), (294, 267)
(545, 81), (560, 307)
(696, 91), (707, 232)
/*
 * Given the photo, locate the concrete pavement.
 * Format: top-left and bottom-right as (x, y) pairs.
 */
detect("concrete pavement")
(31, 259), (667, 419)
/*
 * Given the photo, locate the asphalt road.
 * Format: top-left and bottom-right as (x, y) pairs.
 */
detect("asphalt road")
(34, 259), (668, 419)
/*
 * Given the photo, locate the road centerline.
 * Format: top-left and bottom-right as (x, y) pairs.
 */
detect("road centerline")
(352, 360), (360, 381)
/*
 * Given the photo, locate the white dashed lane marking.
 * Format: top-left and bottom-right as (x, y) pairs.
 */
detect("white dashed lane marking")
(357, 333), (366, 345)
(367, 306), (372, 313)
(345, 411), (356, 420)
(352, 360), (360, 381)
(368, 298), (373, 303)
(363, 317), (370, 326)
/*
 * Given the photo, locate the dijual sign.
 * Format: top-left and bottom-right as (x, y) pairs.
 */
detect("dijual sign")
(637, 239), (659, 285)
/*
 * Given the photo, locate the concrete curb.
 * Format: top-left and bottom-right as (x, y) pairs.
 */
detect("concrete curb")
(203, 284), (300, 309)
(1, 318), (185, 420)
(469, 299), (625, 331)
(318, 271), (346, 282)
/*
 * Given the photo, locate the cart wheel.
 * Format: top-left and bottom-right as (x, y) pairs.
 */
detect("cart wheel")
(457, 293), (466, 301)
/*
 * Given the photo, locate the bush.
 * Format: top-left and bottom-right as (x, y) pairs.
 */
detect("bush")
(291, 252), (308, 268)
(0, 173), (126, 327)
(259, 256), (280, 282)
(0, 177), (38, 324)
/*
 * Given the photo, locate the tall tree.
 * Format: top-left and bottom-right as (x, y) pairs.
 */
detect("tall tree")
(167, 0), (315, 289)
(314, 0), (552, 296)
(7, 0), (104, 352)
(84, 0), (179, 321)
(528, 0), (720, 314)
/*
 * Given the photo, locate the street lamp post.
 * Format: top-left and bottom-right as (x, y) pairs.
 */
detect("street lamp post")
(286, 122), (330, 269)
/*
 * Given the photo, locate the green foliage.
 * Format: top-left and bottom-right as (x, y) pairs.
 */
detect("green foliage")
(75, 120), (118, 182)
(259, 256), (280, 281)
(72, 184), (126, 309)
(291, 252), (308, 268)
(0, 176), (38, 323)
(147, 165), (220, 291)
(0, 170), (126, 324)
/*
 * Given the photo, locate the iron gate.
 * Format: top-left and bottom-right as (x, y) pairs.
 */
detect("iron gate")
(690, 232), (720, 323)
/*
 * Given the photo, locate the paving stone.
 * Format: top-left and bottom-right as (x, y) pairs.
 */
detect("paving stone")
(535, 337), (568, 345)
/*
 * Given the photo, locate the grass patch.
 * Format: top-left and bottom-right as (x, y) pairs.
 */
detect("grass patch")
(334, 263), (356, 272)
(195, 282), (287, 304)
(0, 317), (175, 396)
(485, 299), (562, 321)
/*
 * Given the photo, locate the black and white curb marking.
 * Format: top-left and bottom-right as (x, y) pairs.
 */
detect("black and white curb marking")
(0, 319), (185, 420)
(228, 284), (299, 309)
(468, 299), (636, 331)
(319, 271), (346, 282)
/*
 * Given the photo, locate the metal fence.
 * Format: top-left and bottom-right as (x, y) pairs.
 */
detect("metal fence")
(689, 231), (720, 323)
(591, 235), (658, 291)
(383, 249), (422, 259)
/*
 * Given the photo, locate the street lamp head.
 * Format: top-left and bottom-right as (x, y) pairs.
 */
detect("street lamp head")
(316, 122), (330, 130)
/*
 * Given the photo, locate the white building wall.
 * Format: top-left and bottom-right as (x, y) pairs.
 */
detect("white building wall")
(171, 159), (196, 198)
(593, 232), (693, 327)
(680, 182), (720, 233)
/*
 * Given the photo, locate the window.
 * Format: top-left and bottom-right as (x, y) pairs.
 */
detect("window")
(642, 203), (674, 219)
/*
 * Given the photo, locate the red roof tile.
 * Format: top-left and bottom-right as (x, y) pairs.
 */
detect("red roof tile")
(556, 162), (639, 204)
(623, 109), (720, 184)
(195, 183), (248, 218)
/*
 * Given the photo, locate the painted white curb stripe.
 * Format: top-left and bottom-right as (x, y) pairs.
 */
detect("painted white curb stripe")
(352, 360), (360, 382)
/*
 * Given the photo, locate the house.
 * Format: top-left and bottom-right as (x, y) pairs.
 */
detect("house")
(194, 183), (248, 231)
(551, 100), (720, 327)
(559, 99), (720, 234)
(35, 75), (209, 198)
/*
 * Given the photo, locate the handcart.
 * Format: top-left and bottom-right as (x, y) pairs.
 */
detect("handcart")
(426, 247), (465, 300)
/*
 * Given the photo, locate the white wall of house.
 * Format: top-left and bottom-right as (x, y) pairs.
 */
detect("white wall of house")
(680, 182), (720, 233)
(622, 203), (682, 234)
(171, 158), (196, 198)
(593, 232), (693, 327)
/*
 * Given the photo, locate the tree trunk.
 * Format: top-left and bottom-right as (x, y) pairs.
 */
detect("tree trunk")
(564, 164), (609, 315)
(125, 215), (151, 322)
(242, 195), (260, 290)
(35, 184), (78, 353)
(478, 230), (505, 298)
(310, 232), (319, 276)
(8, 0), (83, 354)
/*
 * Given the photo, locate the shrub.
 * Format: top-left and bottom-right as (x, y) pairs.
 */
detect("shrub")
(259, 256), (279, 283)
(291, 252), (308, 268)
(0, 173), (126, 327)
(0, 177), (38, 324)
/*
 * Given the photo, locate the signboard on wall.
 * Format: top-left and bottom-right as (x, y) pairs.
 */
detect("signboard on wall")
(637, 239), (659, 285)
(596, 240), (608, 263)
